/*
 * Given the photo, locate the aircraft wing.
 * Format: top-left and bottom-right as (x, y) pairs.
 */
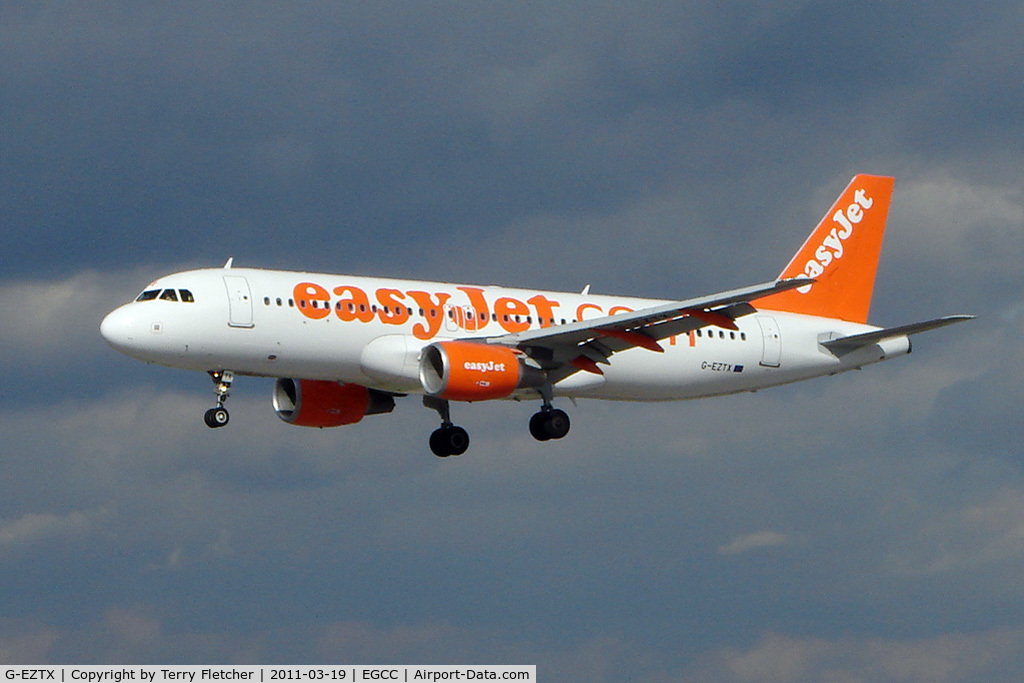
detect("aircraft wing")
(822, 315), (975, 356)
(483, 278), (812, 379)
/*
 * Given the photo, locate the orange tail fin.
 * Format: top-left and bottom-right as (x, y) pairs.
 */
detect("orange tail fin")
(759, 174), (894, 323)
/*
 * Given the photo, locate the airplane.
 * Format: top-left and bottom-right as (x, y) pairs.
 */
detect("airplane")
(100, 174), (972, 457)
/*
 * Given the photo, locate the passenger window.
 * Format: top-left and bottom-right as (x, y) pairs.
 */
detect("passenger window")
(179, 289), (194, 302)
(136, 289), (160, 302)
(276, 298), (282, 306)
(159, 289), (178, 302)
(264, 297), (271, 306)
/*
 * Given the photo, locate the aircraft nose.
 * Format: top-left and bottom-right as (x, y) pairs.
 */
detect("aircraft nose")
(100, 305), (137, 351)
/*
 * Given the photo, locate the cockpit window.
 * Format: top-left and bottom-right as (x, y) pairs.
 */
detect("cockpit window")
(136, 287), (195, 303)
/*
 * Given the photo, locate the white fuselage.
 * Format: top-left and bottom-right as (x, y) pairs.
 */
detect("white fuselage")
(100, 267), (909, 402)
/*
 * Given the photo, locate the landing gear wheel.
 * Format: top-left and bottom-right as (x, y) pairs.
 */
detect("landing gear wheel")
(529, 412), (552, 441)
(430, 425), (470, 457)
(446, 426), (470, 455)
(429, 428), (449, 457)
(543, 409), (571, 439)
(204, 407), (230, 428)
(529, 408), (570, 441)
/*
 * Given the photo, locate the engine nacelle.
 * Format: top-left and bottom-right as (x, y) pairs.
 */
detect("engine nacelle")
(419, 341), (544, 402)
(273, 379), (395, 428)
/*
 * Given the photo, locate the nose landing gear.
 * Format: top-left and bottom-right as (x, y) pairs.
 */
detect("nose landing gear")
(204, 370), (234, 428)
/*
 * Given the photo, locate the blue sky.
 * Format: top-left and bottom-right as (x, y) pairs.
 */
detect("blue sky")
(2, 3), (1023, 680)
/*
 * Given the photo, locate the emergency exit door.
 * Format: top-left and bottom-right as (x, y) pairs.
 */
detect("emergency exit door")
(756, 315), (782, 367)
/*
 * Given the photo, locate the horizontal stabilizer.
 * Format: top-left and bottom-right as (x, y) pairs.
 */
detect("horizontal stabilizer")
(823, 315), (974, 355)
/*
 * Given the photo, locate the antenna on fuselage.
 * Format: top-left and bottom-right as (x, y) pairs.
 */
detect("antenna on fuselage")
(223, 257), (234, 269)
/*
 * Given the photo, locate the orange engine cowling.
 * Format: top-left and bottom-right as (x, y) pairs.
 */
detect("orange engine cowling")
(419, 341), (544, 402)
(273, 379), (395, 428)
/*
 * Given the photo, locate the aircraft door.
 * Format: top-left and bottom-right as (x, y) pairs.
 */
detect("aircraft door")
(756, 315), (781, 367)
(224, 276), (255, 328)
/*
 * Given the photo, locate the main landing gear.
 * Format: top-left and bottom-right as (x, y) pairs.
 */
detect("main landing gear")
(424, 392), (571, 457)
(528, 407), (571, 441)
(528, 385), (571, 442)
(424, 396), (469, 457)
(203, 370), (233, 429)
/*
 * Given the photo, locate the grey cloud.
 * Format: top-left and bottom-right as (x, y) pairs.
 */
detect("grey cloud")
(682, 629), (1024, 683)
(0, 621), (60, 664)
(0, 268), (163, 365)
(0, 509), (102, 549)
(4, 3), (1020, 279)
(0, 341), (1012, 671)
(718, 530), (791, 556)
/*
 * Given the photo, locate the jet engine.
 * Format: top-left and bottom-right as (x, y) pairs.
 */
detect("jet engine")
(419, 341), (544, 401)
(273, 379), (395, 428)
